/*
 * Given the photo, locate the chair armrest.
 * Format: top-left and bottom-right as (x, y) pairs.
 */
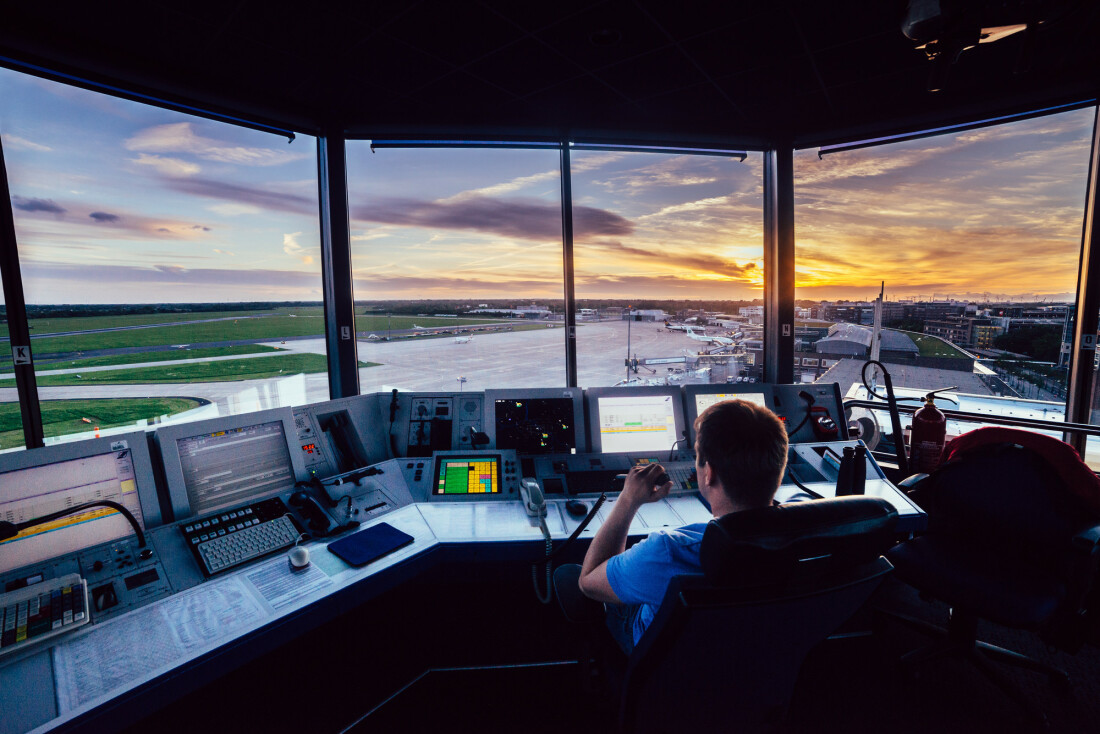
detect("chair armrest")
(1045, 523), (1100, 651)
(897, 473), (929, 490)
(1072, 525), (1100, 552)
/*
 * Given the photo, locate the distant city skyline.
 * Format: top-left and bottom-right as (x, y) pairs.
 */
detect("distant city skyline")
(0, 66), (1094, 305)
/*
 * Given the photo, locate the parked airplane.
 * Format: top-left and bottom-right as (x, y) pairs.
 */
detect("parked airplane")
(664, 321), (692, 332)
(685, 327), (734, 346)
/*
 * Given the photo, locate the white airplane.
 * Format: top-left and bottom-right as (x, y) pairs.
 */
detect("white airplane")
(412, 324), (425, 329)
(454, 336), (472, 344)
(664, 321), (692, 332)
(366, 334), (384, 341)
(685, 327), (734, 346)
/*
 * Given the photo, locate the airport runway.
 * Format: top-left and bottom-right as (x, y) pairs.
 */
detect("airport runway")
(0, 320), (736, 414)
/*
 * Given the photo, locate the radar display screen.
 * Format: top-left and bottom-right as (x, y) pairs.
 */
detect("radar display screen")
(494, 398), (576, 455)
(433, 455), (502, 495)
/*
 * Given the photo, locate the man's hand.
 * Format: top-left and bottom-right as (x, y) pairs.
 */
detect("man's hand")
(578, 463), (672, 603)
(619, 463), (673, 508)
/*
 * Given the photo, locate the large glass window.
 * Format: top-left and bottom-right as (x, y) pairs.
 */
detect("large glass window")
(795, 108), (1095, 455)
(0, 294), (20, 451)
(570, 150), (764, 387)
(0, 68), (324, 445)
(345, 145), (565, 392)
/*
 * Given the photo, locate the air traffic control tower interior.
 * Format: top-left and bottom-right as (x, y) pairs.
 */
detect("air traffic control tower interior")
(2, 2), (1100, 733)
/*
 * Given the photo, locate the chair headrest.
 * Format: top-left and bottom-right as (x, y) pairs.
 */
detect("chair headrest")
(700, 496), (898, 586)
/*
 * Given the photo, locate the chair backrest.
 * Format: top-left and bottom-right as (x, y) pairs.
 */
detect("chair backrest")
(917, 442), (1096, 560)
(619, 496), (897, 734)
(904, 437), (1100, 650)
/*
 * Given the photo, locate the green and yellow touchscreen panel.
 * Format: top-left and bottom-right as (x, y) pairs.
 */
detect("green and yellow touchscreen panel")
(434, 455), (501, 495)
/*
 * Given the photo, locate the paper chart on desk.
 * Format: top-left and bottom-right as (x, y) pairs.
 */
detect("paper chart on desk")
(246, 559), (333, 610)
(53, 576), (267, 713)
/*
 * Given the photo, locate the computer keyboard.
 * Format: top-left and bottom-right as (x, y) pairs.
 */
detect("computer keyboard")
(182, 497), (304, 576)
(0, 573), (89, 658)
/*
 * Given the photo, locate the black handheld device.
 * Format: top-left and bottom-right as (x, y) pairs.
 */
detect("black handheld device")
(327, 523), (414, 567)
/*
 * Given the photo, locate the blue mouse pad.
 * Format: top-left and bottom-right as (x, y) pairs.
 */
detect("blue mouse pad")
(327, 523), (415, 567)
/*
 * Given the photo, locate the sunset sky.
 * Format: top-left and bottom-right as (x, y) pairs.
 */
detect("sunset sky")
(0, 65), (1094, 305)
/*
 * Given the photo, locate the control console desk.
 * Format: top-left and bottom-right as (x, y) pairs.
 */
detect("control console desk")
(0, 383), (924, 733)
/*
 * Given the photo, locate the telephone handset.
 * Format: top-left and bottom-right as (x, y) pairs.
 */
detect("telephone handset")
(520, 478), (547, 518)
(522, 476), (607, 605)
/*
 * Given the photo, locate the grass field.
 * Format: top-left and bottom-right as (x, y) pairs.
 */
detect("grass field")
(0, 397), (204, 449)
(0, 354), (378, 386)
(7, 310), (517, 355)
(33, 345), (280, 370)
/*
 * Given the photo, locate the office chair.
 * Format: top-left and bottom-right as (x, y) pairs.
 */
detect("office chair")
(611, 496), (898, 734)
(883, 428), (1100, 724)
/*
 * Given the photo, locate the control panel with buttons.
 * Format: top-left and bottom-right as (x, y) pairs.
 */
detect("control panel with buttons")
(413, 449), (521, 502)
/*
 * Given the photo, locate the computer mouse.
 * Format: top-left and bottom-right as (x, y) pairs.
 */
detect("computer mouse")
(288, 545), (311, 569)
(565, 500), (588, 518)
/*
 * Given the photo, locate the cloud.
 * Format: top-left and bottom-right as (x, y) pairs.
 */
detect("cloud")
(440, 170), (559, 203)
(12, 196), (65, 214)
(212, 248), (235, 256)
(209, 202), (262, 217)
(352, 196), (632, 241)
(132, 153), (200, 177)
(164, 177), (316, 215)
(283, 232), (314, 265)
(88, 211), (120, 223)
(1, 134), (51, 152)
(579, 240), (756, 281)
(354, 274), (559, 296)
(124, 122), (308, 166)
(22, 260), (320, 289)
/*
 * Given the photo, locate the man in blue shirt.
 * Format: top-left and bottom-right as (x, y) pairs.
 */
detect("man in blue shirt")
(577, 399), (789, 654)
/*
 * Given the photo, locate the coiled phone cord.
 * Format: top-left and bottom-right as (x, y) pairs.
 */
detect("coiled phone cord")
(532, 494), (607, 605)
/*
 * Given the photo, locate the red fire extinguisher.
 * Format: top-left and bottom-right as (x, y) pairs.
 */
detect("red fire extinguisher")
(909, 388), (954, 474)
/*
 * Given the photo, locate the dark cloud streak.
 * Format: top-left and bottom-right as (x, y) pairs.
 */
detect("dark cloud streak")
(352, 196), (633, 242)
(164, 177), (316, 216)
(89, 211), (120, 223)
(13, 196), (65, 214)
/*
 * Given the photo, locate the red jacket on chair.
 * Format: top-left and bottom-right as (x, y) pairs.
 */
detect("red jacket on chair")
(942, 427), (1100, 518)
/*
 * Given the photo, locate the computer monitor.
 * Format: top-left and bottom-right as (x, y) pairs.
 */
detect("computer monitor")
(0, 432), (161, 575)
(431, 453), (503, 496)
(156, 408), (306, 520)
(683, 384), (773, 444)
(485, 388), (586, 455)
(584, 386), (687, 454)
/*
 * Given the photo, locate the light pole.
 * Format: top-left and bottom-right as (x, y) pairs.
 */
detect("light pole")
(625, 306), (633, 381)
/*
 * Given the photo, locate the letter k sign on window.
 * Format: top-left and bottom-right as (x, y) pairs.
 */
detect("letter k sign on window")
(12, 346), (31, 365)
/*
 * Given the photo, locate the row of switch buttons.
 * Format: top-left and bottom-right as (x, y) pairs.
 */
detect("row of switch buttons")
(407, 460), (426, 483)
(189, 518), (260, 544)
(183, 507), (253, 534)
(0, 577), (86, 653)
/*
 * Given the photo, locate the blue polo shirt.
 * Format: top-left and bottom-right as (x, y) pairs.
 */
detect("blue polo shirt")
(605, 523), (708, 645)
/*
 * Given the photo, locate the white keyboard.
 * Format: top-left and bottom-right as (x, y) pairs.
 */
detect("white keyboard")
(196, 515), (300, 574)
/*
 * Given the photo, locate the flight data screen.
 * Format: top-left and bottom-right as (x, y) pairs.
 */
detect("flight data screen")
(494, 398), (576, 455)
(433, 455), (502, 495)
(0, 444), (146, 573)
(177, 420), (296, 515)
(597, 395), (680, 453)
(694, 392), (767, 415)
